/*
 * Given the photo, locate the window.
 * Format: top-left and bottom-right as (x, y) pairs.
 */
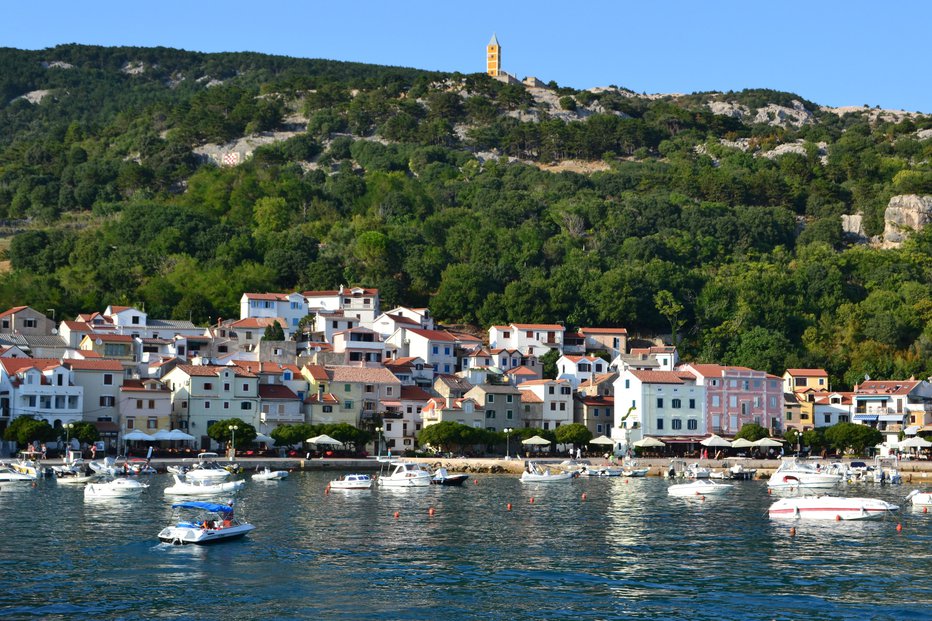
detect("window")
(657, 398), (664, 408)
(506, 394), (513, 403)
(786, 412), (793, 420)
(103, 374), (113, 386)
(559, 403), (566, 411)
(126, 418), (135, 429)
(593, 408), (599, 417)
(131, 316), (140, 325)
(147, 399), (154, 409)
(322, 405), (333, 413)
(147, 417), (157, 429)
(344, 384), (351, 393)
(343, 400), (353, 410)
(548, 386), (555, 395)
(245, 331), (253, 340)
(24, 318), (37, 328)
(487, 394), (494, 403)
(506, 410), (513, 420)
(824, 414), (831, 424)
(672, 399), (681, 409)
(240, 402), (252, 410)
(550, 403), (556, 411)
(444, 347), (451, 356)
(672, 419), (682, 430)
(204, 382), (213, 390)
(503, 331), (510, 338)
(205, 401), (211, 409)
(385, 423), (393, 432)
(485, 410), (495, 419)
(99, 396), (115, 407)
(689, 398), (696, 409)
(624, 379), (630, 389)
(687, 419), (698, 430)
(712, 395), (720, 407)
(135, 399), (142, 409)
(224, 402), (230, 409)
(657, 419), (664, 430)
(729, 395), (737, 408)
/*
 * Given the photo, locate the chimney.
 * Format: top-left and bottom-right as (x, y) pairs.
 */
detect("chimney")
(317, 384), (324, 399)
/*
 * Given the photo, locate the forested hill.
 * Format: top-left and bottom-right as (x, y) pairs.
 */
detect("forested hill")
(1, 44), (932, 388)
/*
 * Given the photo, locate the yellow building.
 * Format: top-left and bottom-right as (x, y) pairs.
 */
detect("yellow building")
(486, 33), (501, 77)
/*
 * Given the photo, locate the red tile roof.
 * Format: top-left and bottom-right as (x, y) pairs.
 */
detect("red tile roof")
(785, 368), (829, 377)
(107, 305), (134, 313)
(384, 313), (419, 326)
(305, 392), (339, 404)
(580, 327), (628, 334)
(506, 366), (538, 376)
(244, 293), (291, 301)
(61, 321), (93, 332)
(856, 380), (921, 396)
(511, 323), (565, 331)
(233, 361), (302, 375)
(400, 386), (433, 401)
(175, 364), (256, 378)
(629, 370), (685, 384)
(520, 392), (543, 403)
(330, 366), (401, 384)
(303, 287), (378, 297)
(518, 379), (569, 386)
(63, 359), (124, 371)
(258, 384), (299, 400)
(0, 306), (29, 318)
(0, 358), (63, 374)
(581, 396), (615, 407)
(230, 317), (286, 329)
(83, 333), (133, 343)
(120, 379), (169, 392)
(405, 328), (458, 342)
(302, 364), (330, 381)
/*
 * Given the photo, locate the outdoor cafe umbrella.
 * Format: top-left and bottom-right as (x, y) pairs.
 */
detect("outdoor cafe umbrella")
(730, 438), (755, 449)
(521, 435), (552, 446)
(167, 429), (195, 441)
(123, 430), (155, 441)
(752, 437), (784, 448)
(899, 435), (932, 448)
(632, 436), (665, 448)
(306, 434), (343, 446)
(151, 429), (173, 441)
(588, 435), (615, 446)
(700, 434), (732, 448)
(254, 432), (275, 444)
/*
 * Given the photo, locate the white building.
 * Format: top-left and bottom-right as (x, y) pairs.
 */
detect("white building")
(612, 369), (706, 450)
(556, 355), (609, 389)
(303, 286), (380, 326)
(516, 379), (574, 430)
(488, 323), (565, 357)
(239, 293), (307, 337)
(0, 358), (83, 426)
(386, 327), (459, 376)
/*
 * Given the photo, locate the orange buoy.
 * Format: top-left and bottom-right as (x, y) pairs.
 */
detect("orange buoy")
(896, 523), (903, 532)
(506, 503), (512, 511)
(624, 479), (629, 484)
(393, 511), (400, 519)
(581, 493), (587, 501)
(768, 488), (772, 495)
(474, 479), (479, 485)
(924, 507), (928, 514)
(789, 527), (796, 537)
(428, 507), (435, 516)
(701, 496), (706, 501)
(835, 515), (841, 521)
(530, 497), (535, 504)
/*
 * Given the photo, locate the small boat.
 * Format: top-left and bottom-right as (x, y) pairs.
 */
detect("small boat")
(520, 461), (575, 483)
(184, 454), (231, 482)
(164, 474), (244, 496)
(769, 496), (899, 521)
(158, 501), (254, 545)
(579, 465), (624, 477)
(88, 457), (120, 476)
(84, 477), (149, 498)
(767, 458), (842, 490)
(251, 467), (288, 481)
(667, 479), (733, 497)
(431, 467), (470, 486)
(376, 461), (432, 488)
(906, 490), (932, 507)
(10, 451), (43, 478)
(0, 465), (36, 482)
(329, 474), (373, 490)
(685, 462), (712, 479)
(120, 458), (157, 476)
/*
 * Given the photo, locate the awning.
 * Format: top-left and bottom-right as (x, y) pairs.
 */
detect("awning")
(878, 414), (904, 422)
(92, 421), (119, 436)
(381, 400), (402, 407)
(853, 414), (878, 422)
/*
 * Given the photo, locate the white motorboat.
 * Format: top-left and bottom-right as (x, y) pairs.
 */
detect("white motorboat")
(767, 458), (842, 490)
(10, 451), (43, 478)
(158, 501), (254, 545)
(685, 462), (712, 479)
(870, 457), (902, 484)
(0, 465), (36, 482)
(769, 496), (899, 521)
(329, 474), (373, 490)
(906, 490), (932, 507)
(667, 479), (733, 497)
(84, 477), (149, 498)
(183, 454), (232, 482)
(252, 467), (288, 481)
(88, 457), (120, 476)
(579, 465), (624, 477)
(164, 474), (244, 496)
(120, 458), (157, 475)
(520, 461), (575, 483)
(376, 461), (432, 487)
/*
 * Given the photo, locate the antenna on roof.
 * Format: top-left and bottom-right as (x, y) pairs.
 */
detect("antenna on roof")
(864, 374), (871, 381)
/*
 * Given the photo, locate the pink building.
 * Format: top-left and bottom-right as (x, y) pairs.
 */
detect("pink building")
(679, 364), (783, 435)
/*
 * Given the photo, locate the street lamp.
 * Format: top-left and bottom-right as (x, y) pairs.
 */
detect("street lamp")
(228, 425), (238, 461)
(375, 426), (383, 459)
(64, 423), (75, 450)
(504, 427), (513, 459)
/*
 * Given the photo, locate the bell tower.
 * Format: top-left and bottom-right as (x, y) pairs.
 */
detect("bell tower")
(486, 33), (501, 77)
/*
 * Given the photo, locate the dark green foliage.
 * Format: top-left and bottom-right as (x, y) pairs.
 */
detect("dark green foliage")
(207, 418), (257, 449)
(263, 322), (285, 341)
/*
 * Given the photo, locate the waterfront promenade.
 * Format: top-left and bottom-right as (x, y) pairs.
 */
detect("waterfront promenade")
(37, 455), (932, 481)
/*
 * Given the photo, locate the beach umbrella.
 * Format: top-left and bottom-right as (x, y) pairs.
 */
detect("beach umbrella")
(752, 437), (784, 448)
(167, 429), (195, 441)
(588, 435), (615, 446)
(730, 438), (755, 449)
(521, 435), (552, 446)
(123, 430), (155, 441)
(899, 436), (932, 448)
(700, 434), (732, 448)
(306, 434), (343, 446)
(632, 436), (665, 448)
(151, 429), (173, 441)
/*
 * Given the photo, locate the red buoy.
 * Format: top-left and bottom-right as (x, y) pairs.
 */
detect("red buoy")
(835, 515), (841, 521)
(896, 523), (903, 532)
(506, 503), (512, 511)
(428, 507), (435, 516)
(581, 493), (587, 501)
(393, 511), (400, 519)
(474, 479), (479, 485)
(789, 527), (796, 537)
(530, 497), (535, 504)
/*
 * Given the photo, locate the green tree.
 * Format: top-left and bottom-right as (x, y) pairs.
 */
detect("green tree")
(3, 416), (56, 447)
(207, 418), (257, 449)
(270, 423), (315, 447)
(263, 322), (285, 341)
(653, 290), (685, 348)
(554, 423), (593, 451)
(824, 422), (882, 456)
(734, 423), (769, 442)
(67, 421), (100, 445)
(539, 349), (561, 379)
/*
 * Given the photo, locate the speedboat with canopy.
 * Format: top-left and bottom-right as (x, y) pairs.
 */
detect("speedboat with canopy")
(158, 501), (254, 545)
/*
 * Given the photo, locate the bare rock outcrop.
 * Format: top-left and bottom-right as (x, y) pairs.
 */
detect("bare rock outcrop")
(883, 194), (932, 246)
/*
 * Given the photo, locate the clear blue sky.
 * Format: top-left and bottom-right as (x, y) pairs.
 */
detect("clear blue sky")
(4, 0), (930, 113)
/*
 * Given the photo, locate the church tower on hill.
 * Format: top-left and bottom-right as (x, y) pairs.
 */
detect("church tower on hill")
(486, 33), (501, 77)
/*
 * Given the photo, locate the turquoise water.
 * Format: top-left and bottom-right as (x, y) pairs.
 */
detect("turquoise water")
(0, 472), (929, 620)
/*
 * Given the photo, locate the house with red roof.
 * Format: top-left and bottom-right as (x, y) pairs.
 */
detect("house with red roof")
(381, 385), (434, 452)
(331, 327), (386, 365)
(422, 396), (481, 429)
(576, 395), (615, 438)
(578, 327), (628, 357)
(464, 383), (522, 432)
(300, 364), (402, 427)
(78, 333), (136, 371)
(383, 357), (434, 387)
(783, 368), (829, 394)
(678, 363), (783, 436)
(118, 378), (172, 438)
(386, 327), (460, 375)
(162, 364), (260, 448)
(516, 379), (574, 430)
(0, 306), (55, 337)
(556, 354), (609, 389)
(61, 358), (124, 427)
(852, 379), (932, 442)
(488, 323), (565, 357)
(303, 285), (380, 326)
(240, 292), (307, 337)
(612, 369), (706, 449)
(464, 347), (525, 374)
(0, 358), (83, 426)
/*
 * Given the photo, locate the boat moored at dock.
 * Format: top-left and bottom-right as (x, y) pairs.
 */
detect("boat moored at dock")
(768, 496), (899, 521)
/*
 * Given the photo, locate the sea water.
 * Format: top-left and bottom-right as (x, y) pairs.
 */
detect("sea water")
(0, 472), (929, 620)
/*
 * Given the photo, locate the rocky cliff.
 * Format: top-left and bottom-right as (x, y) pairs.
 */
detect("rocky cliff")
(882, 194), (932, 246)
